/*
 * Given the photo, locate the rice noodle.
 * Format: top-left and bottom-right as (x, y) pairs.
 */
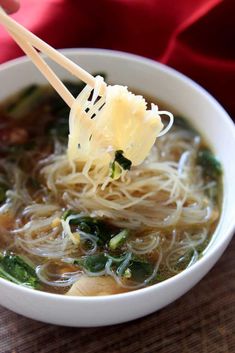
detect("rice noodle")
(127, 233), (160, 255)
(12, 125), (218, 263)
(36, 262), (82, 287)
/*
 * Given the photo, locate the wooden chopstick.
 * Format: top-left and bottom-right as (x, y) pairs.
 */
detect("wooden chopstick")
(0, 8), (106, 105)
(9, 31), (75, 107)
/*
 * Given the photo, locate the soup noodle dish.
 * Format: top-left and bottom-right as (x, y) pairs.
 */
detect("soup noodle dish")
(0, 71), (222, 297)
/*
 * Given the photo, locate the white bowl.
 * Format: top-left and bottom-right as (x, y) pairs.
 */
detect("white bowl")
(0, 49), (235, 327)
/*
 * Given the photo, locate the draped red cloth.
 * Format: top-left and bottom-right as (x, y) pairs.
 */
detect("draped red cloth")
(0, 0), (234, 117)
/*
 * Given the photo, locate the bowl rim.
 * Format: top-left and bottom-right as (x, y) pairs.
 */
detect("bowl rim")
(0, 47), (235, 303)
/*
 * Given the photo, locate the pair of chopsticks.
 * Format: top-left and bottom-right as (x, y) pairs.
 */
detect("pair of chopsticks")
(0, 7), (106, 107)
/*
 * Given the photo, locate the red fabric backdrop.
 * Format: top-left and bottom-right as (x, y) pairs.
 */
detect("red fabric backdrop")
(0, 0), (234, 117)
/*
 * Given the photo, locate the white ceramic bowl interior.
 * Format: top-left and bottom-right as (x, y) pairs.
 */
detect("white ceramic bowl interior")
(0, 49), (234, 327)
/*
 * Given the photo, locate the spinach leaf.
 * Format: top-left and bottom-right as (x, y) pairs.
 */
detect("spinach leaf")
(77, 254), (107, 273)
(114, 150), (132, 171)
(115, 256), (154, 282)
(128, 260), (154, 282)
(0, 251), (39, 288)
(75, 252), (154, 283)
(110, 161), (122, 179)
(75, 252), (129, 273)
(62, 211), (115, 245)
(197, 149), (222, 178)
(80, 218), (114, 245)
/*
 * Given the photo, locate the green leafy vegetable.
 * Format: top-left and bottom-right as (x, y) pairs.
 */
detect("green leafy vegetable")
(75, 252), (154, 283)
(110, 161), (122, 179)
(76, 254), (107, 273)
(109, 229), (129, 250)
(114, 150), (132, 170)
(174, 116), (197, 134)
(0, 251), (39, 288)
(80, 218), (114, 245)
(197, 149), (222, 178)
(114, 256), (154, 282)
(110, 151), (132, 179)
(75, 253), (129, 273)
(125, 260), (154, 282)
(62, 211), (115, 245)
(7, 85), (46, 119)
